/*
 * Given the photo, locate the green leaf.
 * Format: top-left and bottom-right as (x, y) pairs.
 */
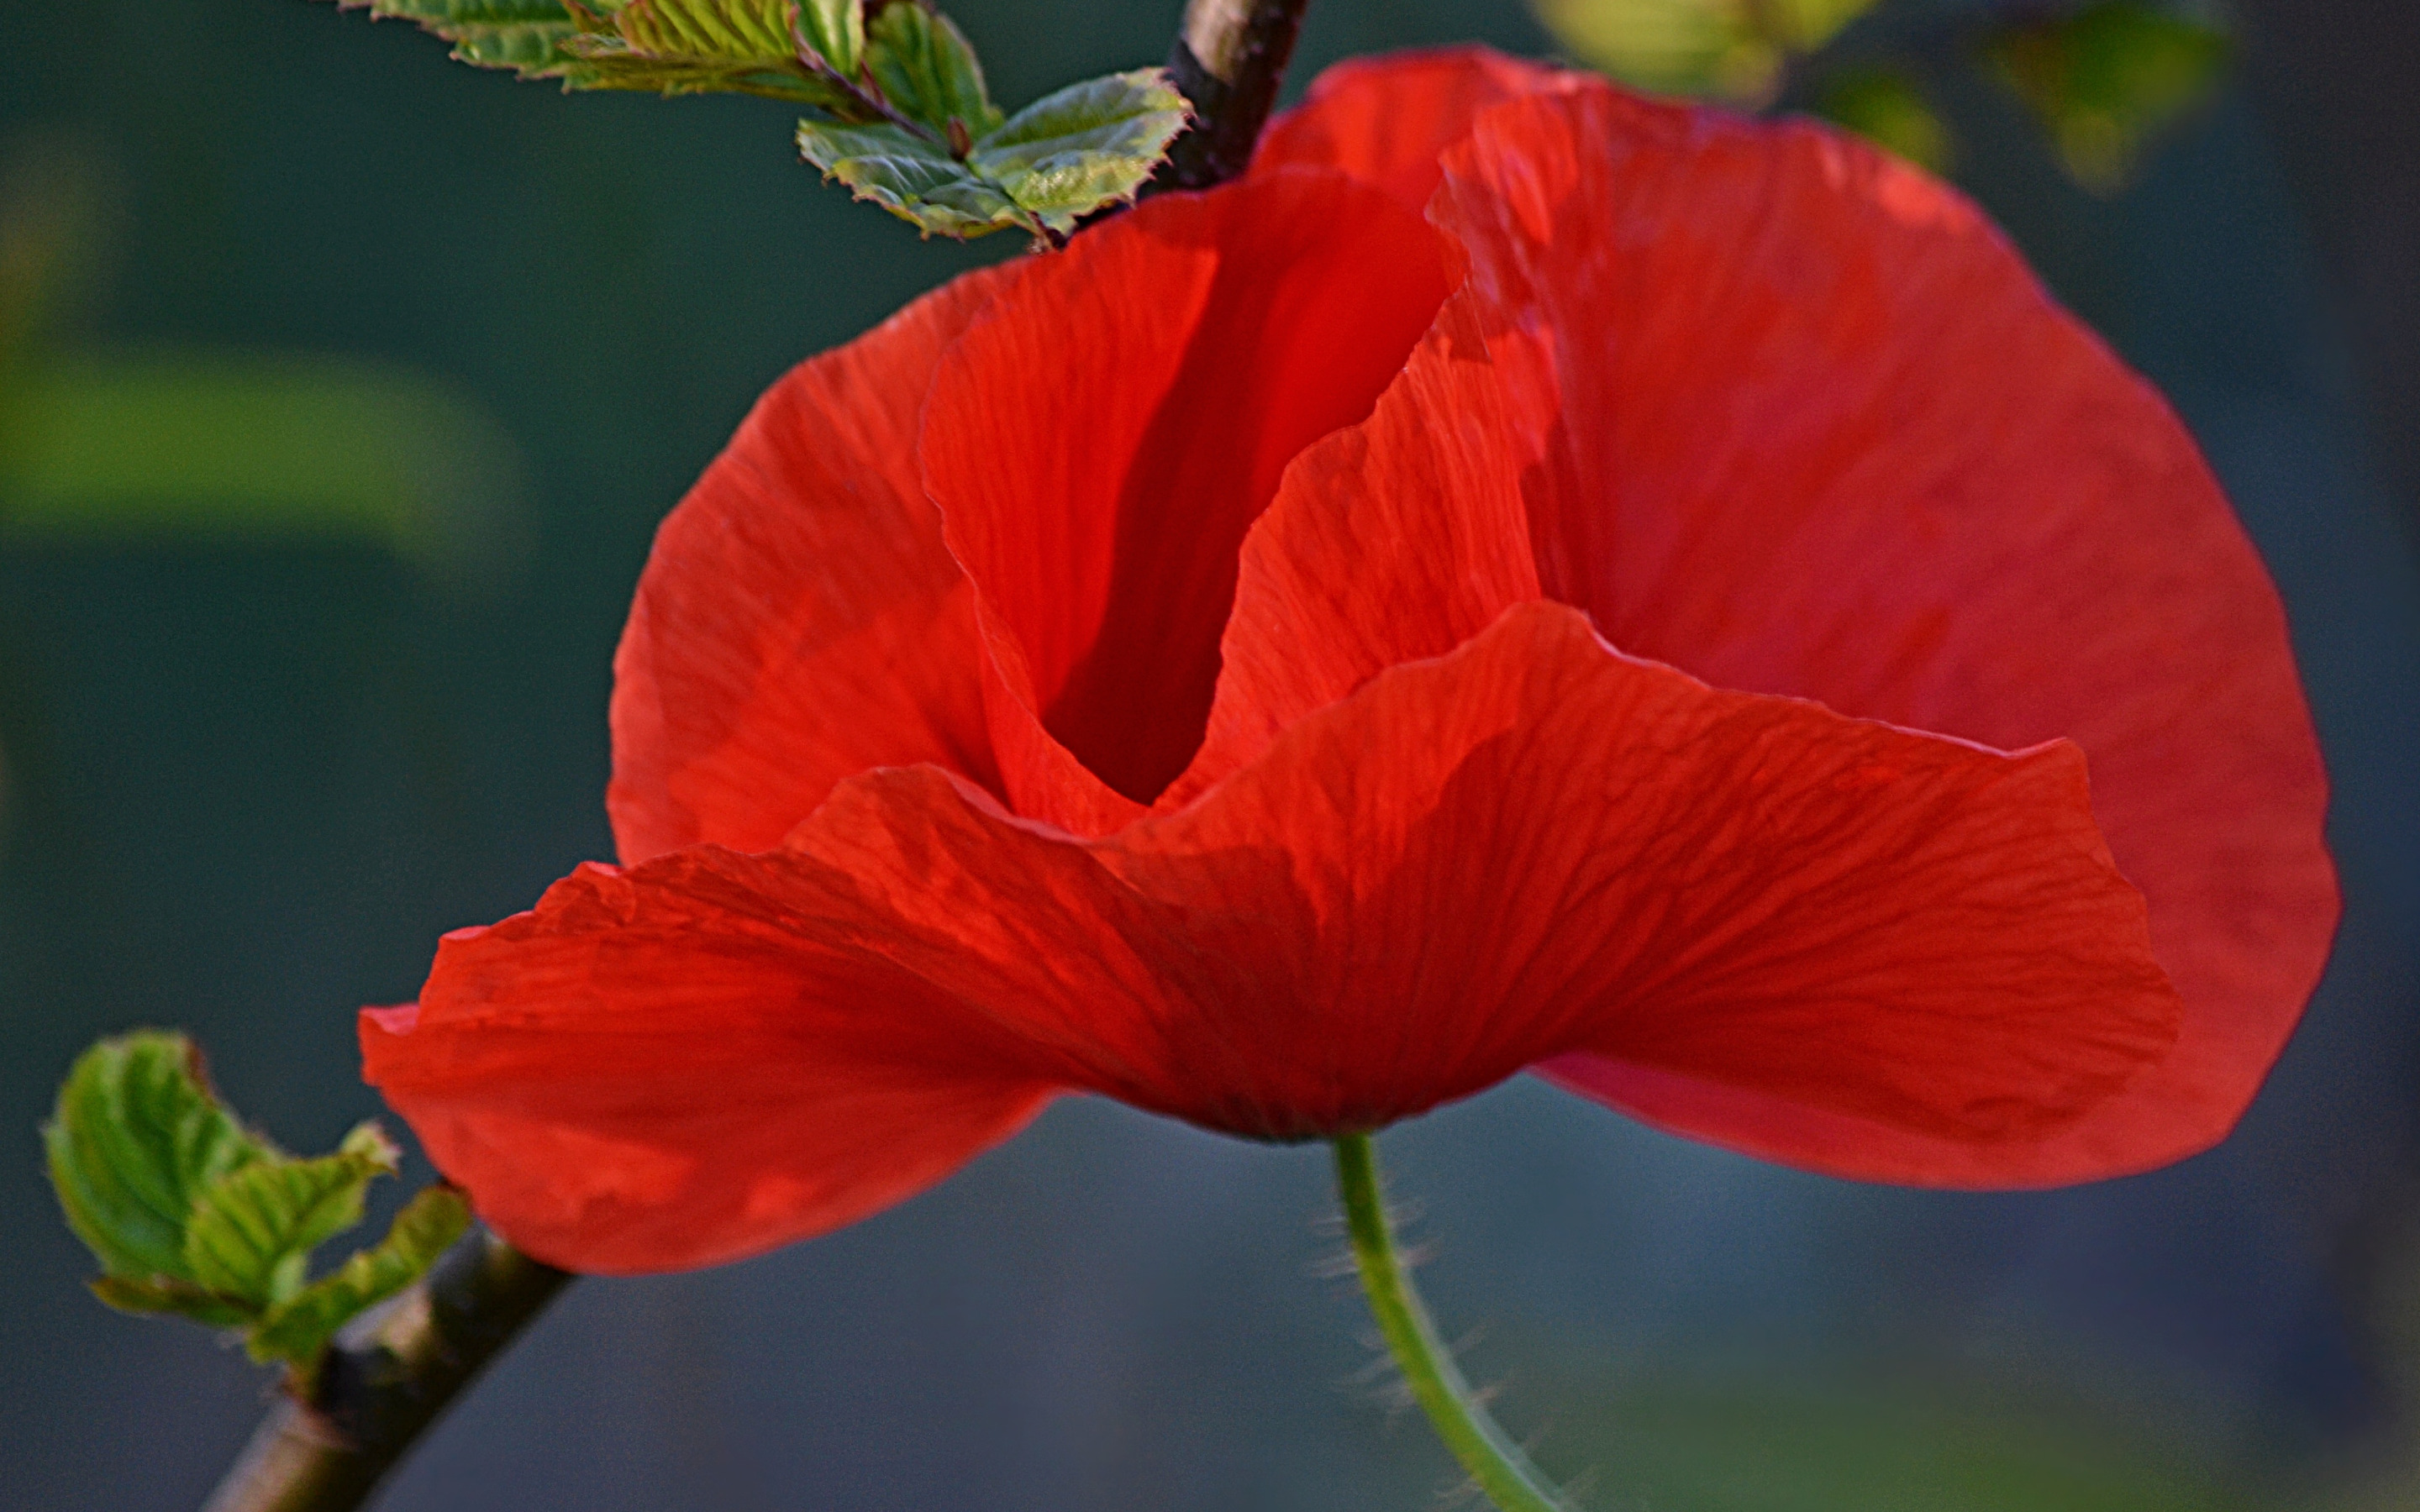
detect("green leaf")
(799, 67), (1185, 240)
(863, 2), (1001, 137)
(89, 1274), (256, 1329)
(329, 0), (844, 101)
(968, 70), (1190, 234)
(1984, 1), (2228, 193)
(556, 0), (842, 102)
(317, 0), (1176, 235)
(249, 1187), (473, 1368)
(45, 1032), (271, 1284)
(1531, 0), (1879, 102)
(329, 0), (585, 77)
(796, 0), (860, 76)
(604, 0), (792, 61)
(46, 1031), (469, 1375)
(182, 1122), (400, 1310)
(797, 118), (1029, 236)
(1818, 66), (1954, 173)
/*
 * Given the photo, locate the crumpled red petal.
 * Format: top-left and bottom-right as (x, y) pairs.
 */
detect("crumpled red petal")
(607, 267), (1013, 864)
(358, 879), (1058, 1274)
(921, 168), (1454, 828)
(369, 602), (2184, 1269)
(1165, 283), (1547, 805)
(1423, 77), (2337, 1180)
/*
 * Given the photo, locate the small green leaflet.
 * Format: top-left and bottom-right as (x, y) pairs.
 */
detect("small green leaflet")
(45, 1031), (468, 1379)
(558, 0), (844, 104)
(801, 68), (1190, 239)
(330, 0), (585, 76)
(968, 73), (1195, 232)
(250, 1187), (473, 1368)
(863, 2), (1002, 138)
(45, 1032), (270, 1284)
(795, 120), (1026, 235)
(89, 1274), (258, 1329)
(182, 1123), (398, 1310)
(797, 0), (860, 78)
(329, 0), (837, 98)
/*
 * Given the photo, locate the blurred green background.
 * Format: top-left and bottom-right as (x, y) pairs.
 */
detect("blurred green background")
(4, 0), (2418, 1507)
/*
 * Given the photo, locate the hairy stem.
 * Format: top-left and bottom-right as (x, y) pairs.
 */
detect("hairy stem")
(202, 1228), (571, 1512)
(1333, 1133), (1575, 1512)
(1147, 0), (1313, 192)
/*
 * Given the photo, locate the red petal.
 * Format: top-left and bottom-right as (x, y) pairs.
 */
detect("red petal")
(1163, 286), (1546, 805)
(1436, 83), (2337, 1179)
(1097, 604), (2179, 1151)
(361, 859), (1058, 1273)
(897, 600), (2176, 1148)
(372, 603), (2184, 1269)
(921, 169), (1454, 827)
(607, 268), (1013, 864)
(1255, 47), (1573, 213)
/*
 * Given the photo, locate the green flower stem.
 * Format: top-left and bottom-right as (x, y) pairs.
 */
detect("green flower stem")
(202, 1227), (571, 1512)
(1332, 1133), (1574, 1512)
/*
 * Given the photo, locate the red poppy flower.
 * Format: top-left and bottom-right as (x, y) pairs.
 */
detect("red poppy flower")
(362, 49), (2338, 1274)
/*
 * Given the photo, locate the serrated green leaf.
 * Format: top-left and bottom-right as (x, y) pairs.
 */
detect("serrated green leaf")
(968, 70), (1189, 233)
(45, 1032), (271, 1284)
(1818, 66), (1954, 173)
(863, 2), (1000, 136)
(331, 0), (843, 101)
(799, 66), (1185, 239)
(90, 1274), (255, 1328)
(182, 1122), (400, 1310)
(797, 118), (1029, 236)
(248, 1187), (473, 1368)
(558, 52), (843, 100)
(607, 0), (790, 60)
(1985, 1), (2228, 193)
(329, 0), (584, 77)
(796, 0), (860, 77)
(556, 0), (842, 102)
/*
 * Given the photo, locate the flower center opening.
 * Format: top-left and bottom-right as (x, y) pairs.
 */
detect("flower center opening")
(1036, 190), (1454, 806)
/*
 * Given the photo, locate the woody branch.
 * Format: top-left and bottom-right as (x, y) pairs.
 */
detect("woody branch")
(201, 1230), (569, 1512)
(1149, 0), (1314, 192)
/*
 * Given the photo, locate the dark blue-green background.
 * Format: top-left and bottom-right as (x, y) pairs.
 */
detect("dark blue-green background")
(5, 0), (2418, 1506)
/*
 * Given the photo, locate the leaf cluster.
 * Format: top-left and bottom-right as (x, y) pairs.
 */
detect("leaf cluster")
(1533, 0), (2228, 193)
(324, 0), (1191, 239)
(1530, 0), (1876, 103)
(45, 1032), (471, 1385)
(1982, 3), (2228, 193)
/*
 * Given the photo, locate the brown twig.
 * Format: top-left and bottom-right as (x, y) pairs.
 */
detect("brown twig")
(1146, 0), (1314, 193)
(200, 1227), (571, 1512)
